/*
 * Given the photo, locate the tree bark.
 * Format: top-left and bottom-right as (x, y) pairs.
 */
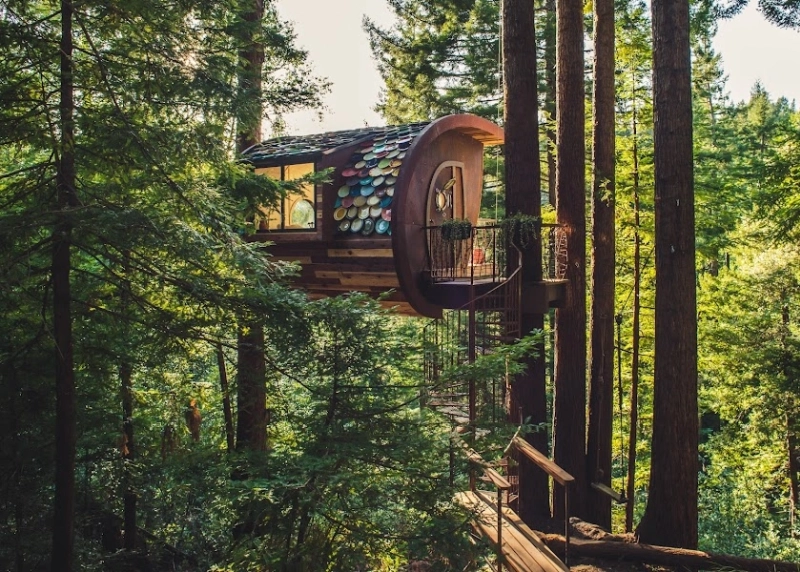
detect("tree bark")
(788, 412), (799, 533)
(502, 0), (549, 522)
(120, 254), (137, 550)
(625, 79), (642, 534)
(553, 0), (587, 520)
(635, 0), (698, 548)
(586, 0), (616, 530)
(782, 300), (799, 533)
(217, 343), (236, 453)
(121, 361), (136, 550)
(543, 0), (557, 206)
(235, 0), (267, 453)
(52, 1), (78, 568)
(538, 534), (800, 572)
(236, 325), (267, 452)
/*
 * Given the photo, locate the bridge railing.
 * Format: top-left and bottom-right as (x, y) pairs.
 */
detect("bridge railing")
(466, 449), (512, 572)
(510, 435), (574, 566)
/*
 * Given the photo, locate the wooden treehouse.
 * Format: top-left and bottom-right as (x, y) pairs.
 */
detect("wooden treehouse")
(245, 113), (572, 570)
(243, 113), (566, 318)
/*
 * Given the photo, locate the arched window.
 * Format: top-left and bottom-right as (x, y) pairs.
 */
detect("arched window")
(289, 199), (315, 229)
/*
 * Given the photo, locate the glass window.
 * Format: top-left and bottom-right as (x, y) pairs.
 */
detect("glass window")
(290, 199), (315, 229)
(255, 163), (316, 231)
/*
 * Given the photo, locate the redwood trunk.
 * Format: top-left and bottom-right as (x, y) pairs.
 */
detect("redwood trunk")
(236, 325), (267, 452)
(625, 78), (642, 533)
(52, 0), (77, 568)
(543, 0), (557, 206)
(502, 0), (549, 522)
(553, 0), (587, 520)
(586, 0), (616, 529)
(235, 0), (268, 453)
(635, 0), (698, 547)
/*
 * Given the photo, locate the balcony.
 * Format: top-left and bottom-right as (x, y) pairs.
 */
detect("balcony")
(423, 223), (567, 313)
(425, 223), (566, 283)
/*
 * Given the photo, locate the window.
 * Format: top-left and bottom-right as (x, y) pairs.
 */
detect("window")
(255, 163), (316, 231)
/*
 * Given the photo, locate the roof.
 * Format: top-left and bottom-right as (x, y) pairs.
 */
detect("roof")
(242, 121), (431, 167)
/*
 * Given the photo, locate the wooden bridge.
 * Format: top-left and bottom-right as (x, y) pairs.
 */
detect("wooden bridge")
(453, 440), (574, 572)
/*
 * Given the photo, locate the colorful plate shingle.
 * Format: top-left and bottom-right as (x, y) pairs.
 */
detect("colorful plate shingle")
(328, 122), (427, 236)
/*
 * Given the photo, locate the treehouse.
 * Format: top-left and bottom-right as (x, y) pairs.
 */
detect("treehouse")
(243, 114), (566, 318)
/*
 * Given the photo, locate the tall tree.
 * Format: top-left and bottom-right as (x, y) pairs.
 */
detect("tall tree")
(502, 0), (550, 522)
(586, 0), (617, 529)
(235, 0), (269, 453)
(543, 0), (558, 204)
(635, 0), (698, 547)
(553, 0), (588, 519)
(366, 0), (502, 123)
(0, 0), (325, 566)
(51, 0), (79, 567)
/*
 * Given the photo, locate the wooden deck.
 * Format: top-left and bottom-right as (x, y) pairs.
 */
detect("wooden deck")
(455, 490), (568, 572)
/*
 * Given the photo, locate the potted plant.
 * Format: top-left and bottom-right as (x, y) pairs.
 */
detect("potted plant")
(500, 213), (540, 249)
(440, 218), (473, 241)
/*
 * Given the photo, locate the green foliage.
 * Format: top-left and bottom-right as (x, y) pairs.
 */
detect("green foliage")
(696, 231), (800, 559)
(500, 213), (540, 249)
(440, 218), (474, 241)
(365, 0), (502, 123)
(216, 296), (485, 570)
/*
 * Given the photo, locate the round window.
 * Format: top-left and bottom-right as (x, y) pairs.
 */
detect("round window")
(290, 199), (315, 229)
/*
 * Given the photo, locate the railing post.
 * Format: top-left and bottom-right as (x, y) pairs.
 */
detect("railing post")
(468, 295), (477, 490)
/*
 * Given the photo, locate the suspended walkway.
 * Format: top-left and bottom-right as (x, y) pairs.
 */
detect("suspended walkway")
(455, 491), (566, 572)
(421, 223), (573, 571)
(453, 443), (574, 572)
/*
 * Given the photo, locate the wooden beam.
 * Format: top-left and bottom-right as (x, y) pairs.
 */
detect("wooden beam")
(327, 248), (393, 258)
(466, 450), (512, 490)
(538, 534), (800, 572)
(590, 482), (626, 504)
(512, 437), (574, 486)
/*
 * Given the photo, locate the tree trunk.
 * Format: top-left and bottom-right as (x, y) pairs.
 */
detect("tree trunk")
(788, 412), (799, 534)
(236, 325), (267, 452)
(217, 343), (236, 453)
(782, 300), (799, 533)
(121, 361), (136, 550)
(235, 0), (267, 453)
(502, 0), (549, 522)
(543, 0), (557, 206)
(635, 0), (698, 548)
(538, 534), (800, 572)
(625, 95), (642, 533)
(553, 0), (587, 520)
(52, 1), (78, 568)
(586, 0), (616, 530)
(120, 254), (137, 550)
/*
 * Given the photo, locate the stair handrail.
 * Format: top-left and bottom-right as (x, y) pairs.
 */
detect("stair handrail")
(465, 447), (511, 571)
(511, 435), (574, 566)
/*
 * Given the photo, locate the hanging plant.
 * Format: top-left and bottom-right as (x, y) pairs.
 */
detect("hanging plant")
(440, 218), (473, 241)
(500, 213), (540, 249)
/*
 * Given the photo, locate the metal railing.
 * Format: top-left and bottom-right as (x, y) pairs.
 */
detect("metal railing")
(425, 223), (566, 284)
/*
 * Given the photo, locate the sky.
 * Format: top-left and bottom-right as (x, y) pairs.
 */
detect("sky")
(274, 0), (800, 137)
